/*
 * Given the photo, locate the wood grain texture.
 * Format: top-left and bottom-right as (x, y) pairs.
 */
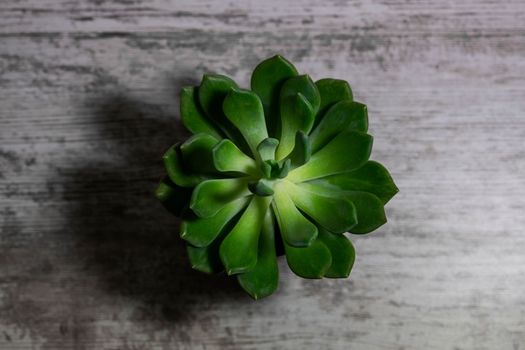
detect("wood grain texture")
(1, 1), (525, 349)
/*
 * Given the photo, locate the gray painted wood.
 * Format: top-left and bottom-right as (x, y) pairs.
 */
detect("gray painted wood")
(1, 1), (525, 349)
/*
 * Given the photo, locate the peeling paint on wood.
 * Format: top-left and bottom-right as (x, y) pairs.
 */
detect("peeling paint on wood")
(1, 1), (525, 349)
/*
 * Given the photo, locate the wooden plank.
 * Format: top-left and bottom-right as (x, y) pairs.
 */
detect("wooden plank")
(1, 1), (524, 349)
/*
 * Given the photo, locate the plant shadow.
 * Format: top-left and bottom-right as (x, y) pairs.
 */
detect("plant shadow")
(64, 81), (247, 323)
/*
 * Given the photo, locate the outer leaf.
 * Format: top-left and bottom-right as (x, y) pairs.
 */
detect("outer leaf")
(187, 243), (223, 274)
(190, 178), (251, 218)
(272, 183), (318, 247)
(345, 191), (387, 234)
(318, 161), (399, 204)
(314, 78), (353, 126)
(318, 229), (355, 278)
(284, 239), (332, 279)
(309, 100), (368, 153)
(181, 196), (250, 247)
(280, 75), (321, 116)
(251, 55), (298, 136)
(163, 144), (210, 187)
(223, 88), (268, 155)
(237, 210), (279, 299)
(288, 131), (373, 182)
(180, 133), (220, 174)
(219, 196), (272, 275)
(276, 93), (314, 160)
(180, 86), (223, 139)
(212, 139), (258, 175)
(284, 181), (357, 234)
(155, 176), (193, 217)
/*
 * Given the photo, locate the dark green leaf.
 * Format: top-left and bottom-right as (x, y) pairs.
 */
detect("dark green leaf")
(284, 239), (331, 279)
(163, 144), (210, 187)
(180, 133), (220, 174)
(317, 228), (355, 278)
(190, 178), (251, 218)
(288, 131), (373, 182)
(187, 243), (223, 274)
(180, 86), (223, 139)
(237, 210), (279, 299)
(276, 93), (314, 160)
(154, 176), (192, 217)
(251, 55), (298, 137)
(309, 100), (368, 153)
(212, 139), (258, 175)
(285, 181), (357, 234)
(181, 196), (250, 247)
(219, 196), (272, 275)
(314, 78), (353, 127)
(345, 191), (387, 234)
(272, 183), (318, 247)
(285, 131), (311, 169)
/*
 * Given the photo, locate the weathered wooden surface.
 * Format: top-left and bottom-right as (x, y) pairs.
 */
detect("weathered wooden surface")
(1, 0), (525, 349)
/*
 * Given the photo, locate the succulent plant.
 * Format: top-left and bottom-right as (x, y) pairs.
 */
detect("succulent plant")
(155, 55), (398, 299)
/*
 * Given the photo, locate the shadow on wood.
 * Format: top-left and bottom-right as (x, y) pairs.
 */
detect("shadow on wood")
(62, 85), (247, 323)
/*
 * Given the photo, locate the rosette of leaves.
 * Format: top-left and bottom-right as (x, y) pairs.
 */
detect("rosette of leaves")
(156, 55), (398, 299)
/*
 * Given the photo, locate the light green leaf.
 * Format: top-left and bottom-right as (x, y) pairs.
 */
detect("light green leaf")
(314, 78), (353, 127)
(318, 161), (399, 204)
(223, 87), (268, 155)
(251, 55), (298, 137)
(284, 239), (331, 279)
(219, 196), (272, 275)
(284, 181), (357, 234)
(181, 196), (250, 247)
(155, 176), (193, 217)
(276, 93), (314, 160)
(272, 183), (318, 247)
(212, 139), (258, 175)
(309, 100), (368, 153)
(280, 75), (321, 116)
(288, 131), (373, 182)
(257, 138), (279, 161)
(318, 228), (355, 278)
(163, 144), (210, 187)
(180, 86), (223, 139)
(190, 178), (251, 218)
(237, 210), (279, 299)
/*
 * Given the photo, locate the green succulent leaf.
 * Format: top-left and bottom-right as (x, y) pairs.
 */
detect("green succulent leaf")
(284, 239), (332, 279)
(284, 181), (357, 234)
(285, 131), (311, 169)
(155, 176), (193, 217)
(288, 130), (373, 182)
(223, 87), (268, 156)
(180, 86), (223, 139)
(219, 196), (272, 275)
(181, 196), (250, 247)
(251, 55), (298, 137)
(180, 133), (220, 174)
(317, 161), (399, 204)
(187, 243), (223, 274)
(237, 210), (279, 299)
(309, 100), (368, 153)
(163, 144), (210, 187)
(280, 75), (321, 116)
(272, 183), (318, 247)
(190, 178), (251, 218)
(345, 191), (387, 234)
(315, 78), (353, 126)
(212, 139), (258, 175)
(318, 228), (355, 278)
(276, 93), (314, 160)
(257, 138), (279, 162)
